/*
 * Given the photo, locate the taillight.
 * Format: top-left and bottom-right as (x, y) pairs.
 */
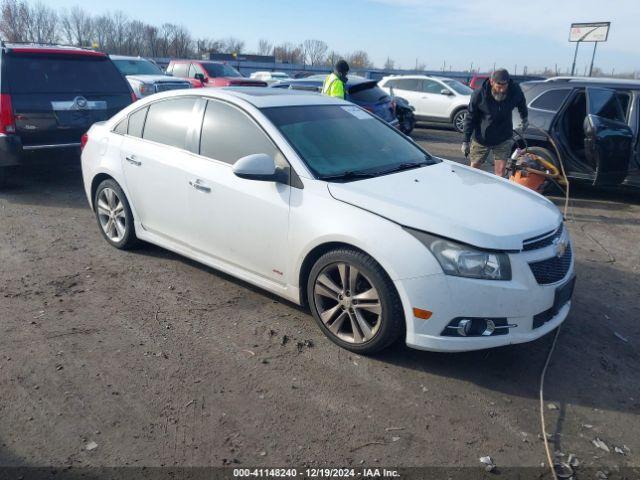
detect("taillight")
(80, 132), (88, 151)
(0, 94), (16, 134)
(363, 106), (374, 112)
(130, 92), (138, 103)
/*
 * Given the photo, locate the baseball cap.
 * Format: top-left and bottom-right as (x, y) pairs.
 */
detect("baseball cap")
(491, 68), (510, 84)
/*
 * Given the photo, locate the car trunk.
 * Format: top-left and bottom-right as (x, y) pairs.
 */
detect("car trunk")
(5, 52), (132, 147)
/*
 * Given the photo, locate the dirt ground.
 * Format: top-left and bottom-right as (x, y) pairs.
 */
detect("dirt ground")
(1, 127), (639, 478)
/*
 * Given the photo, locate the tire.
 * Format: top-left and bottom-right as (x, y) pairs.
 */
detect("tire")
(0, 166), (14, 188)
(93, 178), (140, 250)
(306, 248), (405, 354)
(452, 108), (468, 133)
(524, 146), (566, 195)
(398, 110), (416, 135)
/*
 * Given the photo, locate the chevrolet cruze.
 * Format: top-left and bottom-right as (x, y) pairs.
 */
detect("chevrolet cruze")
(81, 88), (575, 354)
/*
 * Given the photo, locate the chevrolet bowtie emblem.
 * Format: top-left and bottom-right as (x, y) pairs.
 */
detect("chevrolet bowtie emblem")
(554, 237), (568, 258)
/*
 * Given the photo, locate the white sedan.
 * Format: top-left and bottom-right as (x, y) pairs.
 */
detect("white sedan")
(81, 88), (575, 354)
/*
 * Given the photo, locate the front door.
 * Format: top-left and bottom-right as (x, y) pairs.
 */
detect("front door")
(419, 79), (453, 119)
(185, 99), (291, 284)
(583, 87), (633, 186)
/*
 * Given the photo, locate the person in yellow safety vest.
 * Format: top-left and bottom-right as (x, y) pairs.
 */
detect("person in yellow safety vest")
(322, 60), (350, 99)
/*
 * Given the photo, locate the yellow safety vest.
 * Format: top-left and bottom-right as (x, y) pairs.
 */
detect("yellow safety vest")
(322, 73), (346, 99)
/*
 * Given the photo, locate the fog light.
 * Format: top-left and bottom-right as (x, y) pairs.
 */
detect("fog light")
(442, 317), (513, 337)
(457, 319), (472, 336)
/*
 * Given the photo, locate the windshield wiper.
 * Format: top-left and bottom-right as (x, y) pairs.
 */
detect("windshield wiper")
(318, 170), (378, 181)
(372, 160), (433, 176)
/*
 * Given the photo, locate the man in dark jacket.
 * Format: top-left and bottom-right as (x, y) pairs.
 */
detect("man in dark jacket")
(462, 68), (528, 176)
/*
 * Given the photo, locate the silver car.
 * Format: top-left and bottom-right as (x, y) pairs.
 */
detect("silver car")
(111, 55), (191, 100)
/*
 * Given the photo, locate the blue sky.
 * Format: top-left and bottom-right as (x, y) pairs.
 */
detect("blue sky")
(47, 0), (639, 73)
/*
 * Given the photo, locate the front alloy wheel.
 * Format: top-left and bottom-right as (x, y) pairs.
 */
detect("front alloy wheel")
(307, 249), (404, 354)
(453, 109), (467, 133)
(314, 262), (382, 344)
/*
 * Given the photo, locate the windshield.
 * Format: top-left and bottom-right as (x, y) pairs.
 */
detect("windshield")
(271, 73), (289, 79)
(442, 79), (472, 95)
(202, 63), (242, 77)
(113, 58), (163, 76)
(262, 105), (436, 179)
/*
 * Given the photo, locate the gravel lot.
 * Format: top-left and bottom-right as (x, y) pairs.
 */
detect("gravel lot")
(1, 126), (639, 477)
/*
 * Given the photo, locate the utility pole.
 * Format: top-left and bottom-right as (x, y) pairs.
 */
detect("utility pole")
(514, 64), (517, 75)
(470, 62), (473, 73)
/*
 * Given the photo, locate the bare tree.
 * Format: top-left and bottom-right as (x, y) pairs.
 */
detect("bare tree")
(60, 6), (93, 46)
(274, 42), (304, 64)
(220, 36), (244, 54)
(92, 14), (113, 51)
(345, 50), (373, 69)
(257, 38), (273, 56)
(195, 37), (222, 57)
(302, 39), (327, 66)
(29, 2), (58, 43)
(0, 0), (30, 42)
(324, 51), (341, 67)
(171, 24), (192, 57)
(383, 57), (395, 70)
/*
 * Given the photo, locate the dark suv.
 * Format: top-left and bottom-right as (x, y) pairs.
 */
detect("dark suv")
(0, 43), (134, 183)
(516, 77), (640, 189)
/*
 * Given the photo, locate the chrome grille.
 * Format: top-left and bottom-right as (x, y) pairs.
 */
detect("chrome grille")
(523, 223), (564, 251)
(154, 82), (190, 93)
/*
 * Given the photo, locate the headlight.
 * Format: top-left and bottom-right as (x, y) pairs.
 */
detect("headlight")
(129, 79), (152, 97)
(405, 228), (511, 280)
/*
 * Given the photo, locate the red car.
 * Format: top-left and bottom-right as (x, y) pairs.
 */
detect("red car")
(166, 60), (267, 88)
(468, 74), (489, 89)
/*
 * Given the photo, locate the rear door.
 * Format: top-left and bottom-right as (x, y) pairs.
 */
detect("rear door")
(6, 52), (132, 147)
(583, 87), (633, 186)
(120, 97), (199, 243)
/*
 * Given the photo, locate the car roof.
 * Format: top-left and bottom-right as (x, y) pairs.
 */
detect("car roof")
(131, 87), (350, 108)
(542, 76), (640, 89)
(283, 75), (376, 86)
(381, 74), (438, 81)
(4, 43), (106, 57)
(110, 55), (147, 61)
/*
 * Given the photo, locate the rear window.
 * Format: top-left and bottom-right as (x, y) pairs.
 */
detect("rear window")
(6, 54), (129, 94)
(202, 63), (242, 78)
(349, 83), (389, 103)
(530, 89), (571, 112)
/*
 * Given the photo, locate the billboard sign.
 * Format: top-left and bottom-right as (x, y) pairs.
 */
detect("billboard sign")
(569, 22), (610, 42)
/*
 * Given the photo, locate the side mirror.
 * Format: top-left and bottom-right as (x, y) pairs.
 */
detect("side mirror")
(232, 154), (286, 183)
(195, 73), (206, 83)
(441, 88), (453, 95)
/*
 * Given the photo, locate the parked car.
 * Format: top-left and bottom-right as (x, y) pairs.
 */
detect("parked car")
(378, 75), (472, 133)
(271, 75), (398, 128)
(515, 76), (640, 190)
(166, 60), (267, 88)
(0, 43), (134, 185)
(111, 55), (191, 99)
(81, 88), (574, 354)
(249, 71), (291, 84)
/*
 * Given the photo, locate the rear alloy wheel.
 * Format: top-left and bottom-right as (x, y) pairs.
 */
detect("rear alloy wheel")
(453, 109), (468, 133)
(94, 179), (139, 250)
(307, 249), (404, 354)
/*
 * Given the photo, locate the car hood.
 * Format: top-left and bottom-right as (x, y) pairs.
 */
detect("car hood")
(327, 160), (562, 251)
(126, 74), (189, 83)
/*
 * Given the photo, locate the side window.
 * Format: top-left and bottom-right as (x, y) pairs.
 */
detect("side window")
(397, 79), (420, 92)
(588, 88), (626, 123)
(530, 89), (571, 112)
(113, 117), (128, 135)
(616, 92), (630, 120)
(422, 80), (443, 94)
(127, 107), (148, 138)
(383, 79), (397, 88)
(172, 63), (188, 78)
(200, 100), (283, 165)
(142, 98), (197, 149)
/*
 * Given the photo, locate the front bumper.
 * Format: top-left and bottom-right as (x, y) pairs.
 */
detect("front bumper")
(395, 240), (575, 352)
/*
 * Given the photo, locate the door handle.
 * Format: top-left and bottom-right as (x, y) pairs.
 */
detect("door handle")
(189, 180), (211, 193)
(125, 155), (142, 166)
